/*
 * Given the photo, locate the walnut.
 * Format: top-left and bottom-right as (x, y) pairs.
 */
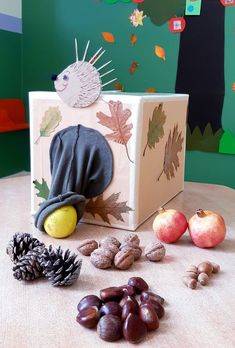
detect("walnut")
(100, 236), (121, 248)
(77, 239), (98, 256)
(114, 249), (135, 270)
(144, 242), (166, 262)
(103, 243), (119, 257)
(119, 243), (142, 261)
(90, 248), (113, 269)
(122, 233), (140, 247)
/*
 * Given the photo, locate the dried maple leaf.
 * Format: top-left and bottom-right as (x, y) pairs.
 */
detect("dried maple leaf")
(96, 100), (134, 162)
(157, 124), (184, 181)
(84, 192), (133, 224)
(143, 103), (166, 156)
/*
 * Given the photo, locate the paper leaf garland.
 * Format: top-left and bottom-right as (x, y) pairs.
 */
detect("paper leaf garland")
(154, 46), (166, 60)
(33, 178), (49, 200)
(114, 81), (124, 91)
(85, 192), (133, 224)
(130, 61), (139, 74)
(39, 107), (62, 138)
(157, 125), (184, 181)
(129, 9), (146, 27)
(131, 34), (137, 46)
(96, 100), (134, 163)
(102, 32), (115, 43)
(143, 103), (166, 156)
(232, 82), (235, 91)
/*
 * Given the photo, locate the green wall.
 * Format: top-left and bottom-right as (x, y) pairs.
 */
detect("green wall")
(21, 0), (235, 188)
(0, 29), (30, 177)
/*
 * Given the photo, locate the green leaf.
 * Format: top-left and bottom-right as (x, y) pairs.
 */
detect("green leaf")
(33, 178), (49, 200)
(40, 106), (62, 137)
(143, 103), (166, 156)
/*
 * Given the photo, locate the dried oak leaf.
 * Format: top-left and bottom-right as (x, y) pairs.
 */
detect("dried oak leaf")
(96, 100), (134, 163)
(143, 103), (166, 156)
(84, 192), (133, 224)
(33, 178), (49, 200)
(158, 124), (184, 181)
(35, 106), (62, 144)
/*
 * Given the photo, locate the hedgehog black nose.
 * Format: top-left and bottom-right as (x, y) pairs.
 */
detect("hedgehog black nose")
(51, 74), (58, 81)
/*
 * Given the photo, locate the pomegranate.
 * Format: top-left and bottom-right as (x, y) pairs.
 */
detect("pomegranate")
(188, 209), (226, 248)
(152, 208), (188, 243)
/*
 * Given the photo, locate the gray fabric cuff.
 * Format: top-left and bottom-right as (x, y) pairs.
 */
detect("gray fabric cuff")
(34, 191), (86, 232)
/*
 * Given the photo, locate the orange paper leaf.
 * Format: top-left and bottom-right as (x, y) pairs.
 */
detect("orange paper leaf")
(154, 46), (166, 60)
(102, 32), (115, 43)
(115, 82), (124, 92)
(232, 82), (235, 91)
(145, 88), (157, 93)
(131, 34), (137, 46)
(130, 61), (139, 74)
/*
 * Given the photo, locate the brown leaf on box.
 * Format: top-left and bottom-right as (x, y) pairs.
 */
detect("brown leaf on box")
(84, 192), (133, 224)
(96, 100), (134, 162)
(157, 124), (184, 181)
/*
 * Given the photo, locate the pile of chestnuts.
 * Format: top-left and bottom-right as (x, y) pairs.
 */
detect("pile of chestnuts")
(76, 276), (165, 343)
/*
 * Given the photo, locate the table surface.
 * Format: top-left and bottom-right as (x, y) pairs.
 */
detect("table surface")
(1, 175), (235, 348)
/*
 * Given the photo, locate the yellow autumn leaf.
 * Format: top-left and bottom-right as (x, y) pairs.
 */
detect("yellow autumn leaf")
(154, 46), (166, 61)
(102, 32), (115, 43)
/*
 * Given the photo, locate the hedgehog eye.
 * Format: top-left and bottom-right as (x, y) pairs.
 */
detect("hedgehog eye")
(63, 74), (69, 81)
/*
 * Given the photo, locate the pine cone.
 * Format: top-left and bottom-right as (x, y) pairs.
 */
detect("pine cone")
(13, 246), (45, 281)
(6, 232), (45, 264)
(40, 245), (82, 286)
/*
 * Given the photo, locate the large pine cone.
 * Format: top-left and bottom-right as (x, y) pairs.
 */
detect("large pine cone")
(40, 245), (82, 286)
(13, 246), (45, 281)
(6, 232), (45, 264)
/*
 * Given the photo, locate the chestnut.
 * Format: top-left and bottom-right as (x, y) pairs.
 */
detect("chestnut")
(97, 314), (122, 342)
(76, 306), (100, 328)
(128, 277), (149, 294)
(140, 290), (165, 305)
(141, 299), (165, 319)
(100, 287), (123, 302)
(100, 301), (122, 318)
(121, 298), (139, 321)
(139, 303), (159, 331)
(77, 295), (102, 312)
(123, 313), (147, 343)
(119, 284), (135, 297)
(119, 295), (139, 308)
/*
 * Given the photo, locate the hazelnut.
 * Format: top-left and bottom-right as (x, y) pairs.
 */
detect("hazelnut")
(114, 249), (134, 270)
(97, 314), (122, 342)
(77, 239), (98, 256)
(198, 262), (213, 276)
(90, 248), (112, 269)
(128, 277), (149, 294)
(100, 302), (122, 317)
(100, 236), (121, 248)
(77, 295), (102, 312)
(119, 244), (142, 261)
(144, 241), (166, 262)
(208, 261), (220, 273)
(100, 287), (123, 302)
(182, 276), (197, 289)
(122, 233), (140, 247)
(139, 303), (159, 331)
(197, 272), (209, 285)
(140, 291), (165, 305)
(123, 313), (147, 343)
(185, 264), (198, 279)
(76, 306), (100, 328)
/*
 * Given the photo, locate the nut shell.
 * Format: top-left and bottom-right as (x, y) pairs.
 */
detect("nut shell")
(90, 248), (112, 269)
(122, 233), (140, 247)
(114, 249), (134, 270)
(77, 239), (98, 256)
(100, 236), (121, 248)
(119, 244), (142, 260)
(144, 241), (166, 262)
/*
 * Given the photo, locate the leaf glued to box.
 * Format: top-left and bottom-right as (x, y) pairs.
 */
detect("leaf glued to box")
(84, 192), (133, 224)
(33, 178), (50, 200)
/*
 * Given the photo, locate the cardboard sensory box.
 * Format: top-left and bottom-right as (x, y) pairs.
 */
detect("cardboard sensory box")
(30, 91), (188, 231)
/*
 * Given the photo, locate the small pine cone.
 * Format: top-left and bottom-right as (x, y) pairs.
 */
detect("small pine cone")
(6, 232), (45, 264)
(40, 245), (82, 286)
(13, 246), (45, 281)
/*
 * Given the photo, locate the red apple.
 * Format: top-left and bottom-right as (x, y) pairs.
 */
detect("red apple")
(188, 209), (226, 248)
(152, 208), (188, 243)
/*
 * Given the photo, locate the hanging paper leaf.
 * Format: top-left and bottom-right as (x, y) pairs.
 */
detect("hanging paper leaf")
(96, 100), (133, 163)
(33, 178), (49, 200)
(115, 81), (124, 91)
(102, 32), (115, 43)
(154, 46), (166, 60)
(85, 192), (133, 224)
(157, 125), (184, 181)
(143, 103), (166, 156)
(232, 82), (235, 91)
(144, 88), (157, 93)
(130, 33), (137, 46)
(38, 106), (62, 141)
(130, 61), (139, 75)
(129, 9), (146, 27)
